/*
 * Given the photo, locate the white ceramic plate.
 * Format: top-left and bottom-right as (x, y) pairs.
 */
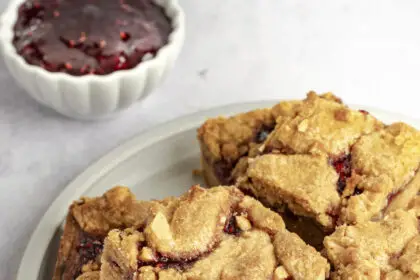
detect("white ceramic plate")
(17, 101), (420, 280)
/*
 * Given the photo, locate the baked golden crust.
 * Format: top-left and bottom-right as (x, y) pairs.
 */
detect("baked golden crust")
(71, 187), (156, 235)
(197, 92), (381, 175)
(197, 108), (274, 163)
(197, 100), (303, 185)
(265, 92), (382, 156)
(75, 271), (100, 280)
(55, 186), (329, 280)
(273, 230), (329, 280)
(340, 122), (420, 224)
(197, 91), (420, 243)
(97, 186), (329, 280)
(53, 187), (160, 280)
(239, 154), (340, 229)
(324, 209), (420, 280)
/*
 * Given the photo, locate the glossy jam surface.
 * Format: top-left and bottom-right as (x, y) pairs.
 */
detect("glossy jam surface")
(77, 233), (103, 266)
(223, 215), (242, 236)
(13, 0), (172, 75)
(331, 154), (352, 195)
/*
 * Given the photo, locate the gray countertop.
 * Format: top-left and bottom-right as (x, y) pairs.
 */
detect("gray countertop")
(2, 0), (420, 279)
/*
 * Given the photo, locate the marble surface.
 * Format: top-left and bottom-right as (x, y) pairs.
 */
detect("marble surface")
(1, 0), (420, 279)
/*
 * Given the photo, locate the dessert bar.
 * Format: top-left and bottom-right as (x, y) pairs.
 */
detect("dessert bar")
(324, 198), (420, 279)
(54, 185), (329, 280)
(198, 92), (420, 248)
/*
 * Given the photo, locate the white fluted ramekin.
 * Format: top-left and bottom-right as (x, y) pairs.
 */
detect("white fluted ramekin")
(0, 0), (185, 120)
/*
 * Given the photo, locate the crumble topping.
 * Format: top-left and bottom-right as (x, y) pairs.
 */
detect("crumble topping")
(324, 209), (420, 279)
(198, 91), (420, 239)
(55, 186), (329, 280)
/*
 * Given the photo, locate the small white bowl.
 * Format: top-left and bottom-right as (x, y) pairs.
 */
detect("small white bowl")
(0, 0), (185, 120)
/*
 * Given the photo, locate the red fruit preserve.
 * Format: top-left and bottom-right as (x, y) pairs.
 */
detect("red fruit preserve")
(13, 0), (172, 75)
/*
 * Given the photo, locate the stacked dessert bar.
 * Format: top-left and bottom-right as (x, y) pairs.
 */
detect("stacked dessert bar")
(53, 92), (420, 280)
(53, 186), (329, 280)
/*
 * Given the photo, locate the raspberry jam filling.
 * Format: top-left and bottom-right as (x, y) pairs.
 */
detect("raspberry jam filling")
(77, 233), (103, 264)
(13, 0), (172, 75)
(75, 232), (103, 277)
(223, 215), (242, 236)
(137, 255), (194, 271)
(331, 154), (352, 194)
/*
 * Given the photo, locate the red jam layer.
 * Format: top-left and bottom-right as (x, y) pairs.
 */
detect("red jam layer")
(77, 234), (103, 264)
(223, 215), (242, 236)
(331, 154), (352, 195)
(13, 0), (172, 76)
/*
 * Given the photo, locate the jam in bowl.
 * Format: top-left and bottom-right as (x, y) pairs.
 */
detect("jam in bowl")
(13, 0), (172, 76)
(0, 0), (185, 119)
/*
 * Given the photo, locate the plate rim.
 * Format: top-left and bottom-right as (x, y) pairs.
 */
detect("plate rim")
(17, 100), (420, 280)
